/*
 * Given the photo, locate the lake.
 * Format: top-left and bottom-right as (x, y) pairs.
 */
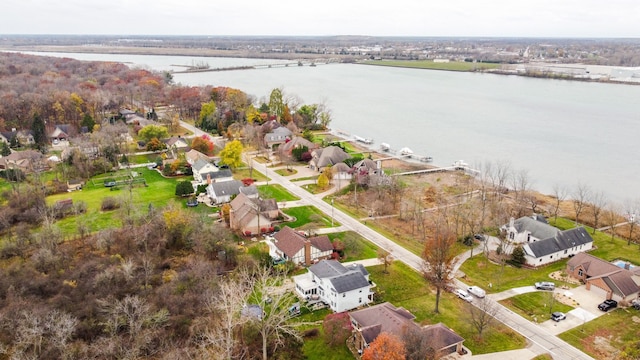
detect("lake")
(15, 51), (640, 205)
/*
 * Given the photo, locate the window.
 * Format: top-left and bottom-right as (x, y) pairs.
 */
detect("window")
(509, 232), (514, 240)
(359, 298), (362, 303)
(564, 250), (568, 254)
(578, 269), (583, 277)
(343, 293), (346, 297)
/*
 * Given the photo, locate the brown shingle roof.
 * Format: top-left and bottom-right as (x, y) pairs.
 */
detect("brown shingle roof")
(350, 302), (419, 344)
(567, 252), (621, 277)
(309, 235), (333, 252)
(423, 323), (465, 351)
(273, 226), (306, 259)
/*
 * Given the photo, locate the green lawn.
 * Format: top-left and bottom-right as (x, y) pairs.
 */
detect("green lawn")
(126, 153), (162, 165)
(459, 255), (569, 294)
(233, 167), (268, 182)
(257, 184), (300, 202)
(369, 262), (526, 354)
(44, 169), (190, 237)
(558, 309), (637, 359)
(282, 206), (339, 229)
(275, 168), (298, 176)
(360, 60), (501, 71)
(326, 231), (378, 261)
(302, 327), (353, 360)
(499, 292), (574, 323)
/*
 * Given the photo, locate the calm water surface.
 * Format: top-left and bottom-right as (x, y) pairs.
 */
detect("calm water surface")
(19, 51), (640, 204)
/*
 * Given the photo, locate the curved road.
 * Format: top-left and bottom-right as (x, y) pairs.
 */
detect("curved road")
(253, 157), (593, 360)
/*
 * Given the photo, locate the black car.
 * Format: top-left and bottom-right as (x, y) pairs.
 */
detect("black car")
(598, 299), (618, 312)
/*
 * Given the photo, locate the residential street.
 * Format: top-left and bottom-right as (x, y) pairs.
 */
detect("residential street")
(253, 159), (594, 360)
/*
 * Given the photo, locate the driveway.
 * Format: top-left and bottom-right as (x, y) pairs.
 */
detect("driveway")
(538, 285), (606, 335)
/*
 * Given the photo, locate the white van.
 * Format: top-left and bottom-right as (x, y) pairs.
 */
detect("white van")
(467, 286), (486, 298)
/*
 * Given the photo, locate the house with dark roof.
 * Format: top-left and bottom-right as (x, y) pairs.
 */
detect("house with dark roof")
(522, 227), (594, 266)
(309, 146), (350, 171)
(502, 215), (560, 244)
(165, 136), (189, 150)
(566, 253), (640, 302)
(293, 259), (373, 312)
(229, 192), (279, 236)
(349, 302), (465, 357)
(49, 125), (72, 141)
(268, 226), (333, 266)
(205, 180), (245, 204)
(192, 158), (220, 184)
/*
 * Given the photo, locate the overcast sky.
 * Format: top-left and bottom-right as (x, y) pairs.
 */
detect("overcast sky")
(2, 0), (639, 38)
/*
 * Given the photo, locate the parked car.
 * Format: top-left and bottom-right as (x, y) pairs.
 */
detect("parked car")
(535, 282), (555, 291)
(598, 299), (618, 312)
(473, 234), (485, 241)
(467, 286), (486, 298)
(551, 312), (566, 322)
(455, 288), (473, 302)
(632, 299), (640, 310)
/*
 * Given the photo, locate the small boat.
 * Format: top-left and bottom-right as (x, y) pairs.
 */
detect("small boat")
(354, 135), (373, 144)
(380, 143), (390, 152)
(420, 156), (433, 162)
(399, 147), (413, 156)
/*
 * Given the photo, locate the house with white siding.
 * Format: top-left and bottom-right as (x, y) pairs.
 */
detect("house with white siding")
(522, 227), (594, 267)
(293, 260), (374, 313)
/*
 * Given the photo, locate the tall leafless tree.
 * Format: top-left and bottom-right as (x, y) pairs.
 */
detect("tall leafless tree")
(552, 184), (568, 222)
(421, 213), (456, 314)
(467, 298), (499, 338)
(572, 183), (591, 225)
(589, 190), (607, 234)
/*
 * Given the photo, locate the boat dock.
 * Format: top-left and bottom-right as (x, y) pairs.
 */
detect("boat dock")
(378, 144), (433, 163)
(391, 161), (480, 177)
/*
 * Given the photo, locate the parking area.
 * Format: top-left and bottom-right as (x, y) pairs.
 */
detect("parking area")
(539, 285), (608, 335)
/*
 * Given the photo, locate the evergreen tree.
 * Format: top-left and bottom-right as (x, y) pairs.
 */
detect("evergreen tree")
(1, 141), (11, 156)
(31, 113), (47, 152)
(81, 114), (95, 133)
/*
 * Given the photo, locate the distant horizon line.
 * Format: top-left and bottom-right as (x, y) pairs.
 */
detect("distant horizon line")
(2, 34), (640, 40)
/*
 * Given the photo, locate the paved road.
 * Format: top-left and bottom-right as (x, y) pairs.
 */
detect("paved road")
(252, 158), (593, 360)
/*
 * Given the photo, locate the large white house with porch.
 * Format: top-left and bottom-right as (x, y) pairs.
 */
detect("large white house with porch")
(293, 260), (374, 312)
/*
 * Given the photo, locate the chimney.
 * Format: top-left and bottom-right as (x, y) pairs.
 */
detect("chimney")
(625, 262), (631, 270)
(207, 173), (212, 185)
(304, 240), (312, 266)
(509, 217), (515, 228)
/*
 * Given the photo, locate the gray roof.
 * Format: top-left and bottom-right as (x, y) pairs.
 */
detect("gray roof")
(312, 146), (350, 168)
(193, 158), (214, 172)
(239, 185), (259, 197)
(526, 227), (593, 258)
(513, 216), (559, 240)
(209, 180), (243, 197)
(309, 260), (369, 293)
(206, 169), (232, 180)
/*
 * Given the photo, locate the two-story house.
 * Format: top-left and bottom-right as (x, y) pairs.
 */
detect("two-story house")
(293, 260), (373, 312)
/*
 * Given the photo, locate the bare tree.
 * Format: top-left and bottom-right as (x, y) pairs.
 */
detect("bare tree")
(623, 199), (640, 246)
(468, 298), (499, 338)
(246, 266), (302, 360)
(377, 248), (393, 274)
(589, 190), (607, 234)
(203, 269), (252, 359)
(552, 184), (568, 222)
(572, 183), (590, 225)
(402, 326), (436, 360)
(603, 203), (622, 241)
(421, 213), (456, 314)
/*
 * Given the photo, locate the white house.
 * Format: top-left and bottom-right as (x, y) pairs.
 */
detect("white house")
(502, 215), (559, 244)
(522, 227), (594, 267)
(293, 260), (374, 312)
(206, 180), (245, 204)
(192, 158), (219, 184)
(269, 226), (333, 266)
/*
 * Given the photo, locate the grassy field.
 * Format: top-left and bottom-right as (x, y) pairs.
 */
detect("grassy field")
(500, 292), (574, 322)
(459, 255), (569, 294)
(326, 231), (378, 261)
(369, 262), (526, 354)
(360, 60), (502, 71)
(257, 184), (299, 202)
(282, 206), (338, 229)
(44, 169), (212, 237)
(558, 309), (637, 359)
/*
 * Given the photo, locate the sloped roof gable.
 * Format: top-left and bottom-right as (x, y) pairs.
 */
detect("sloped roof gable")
(526, 227), (593, 258)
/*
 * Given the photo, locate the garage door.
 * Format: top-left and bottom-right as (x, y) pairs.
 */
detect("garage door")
(589, 283), (610, 299)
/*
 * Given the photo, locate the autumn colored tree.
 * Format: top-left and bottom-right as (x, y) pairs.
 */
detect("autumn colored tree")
(323, 312), (352, 347)
(219, 139), (243, 169)
(269, 88), (285, 121)
(199, 100), (217, 132)
(421, 213), (456, 314)
(145, 137), (166, 151)
(138, 124), (169, 142)
(191, 135), (215, 155)
(362, 332), (406, 360)
(317, 173), (329, 190)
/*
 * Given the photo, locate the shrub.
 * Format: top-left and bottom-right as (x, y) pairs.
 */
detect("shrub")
(101, 197), (120, 211)
(303, 328), (319, 338)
